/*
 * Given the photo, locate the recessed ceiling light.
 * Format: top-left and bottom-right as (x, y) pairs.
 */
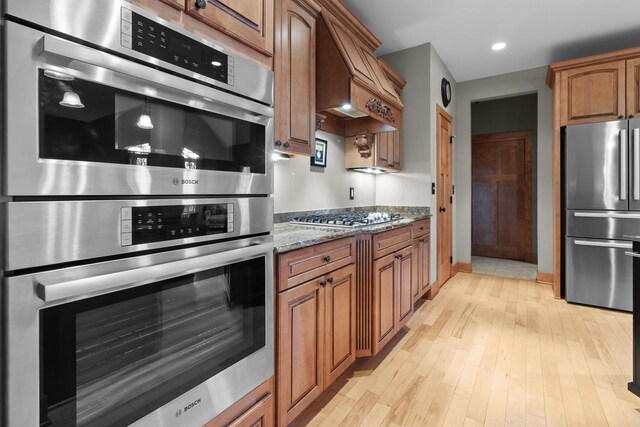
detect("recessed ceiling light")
(491, 42), (507, 51)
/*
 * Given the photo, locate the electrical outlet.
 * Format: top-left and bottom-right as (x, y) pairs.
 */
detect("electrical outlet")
(349, 187), (355, 200)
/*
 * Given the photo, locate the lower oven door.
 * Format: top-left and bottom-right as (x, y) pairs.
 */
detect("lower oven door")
(5, 236), (273, 427)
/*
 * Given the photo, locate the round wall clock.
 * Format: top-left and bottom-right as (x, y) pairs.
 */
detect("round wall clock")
(441, 78), (452, 107)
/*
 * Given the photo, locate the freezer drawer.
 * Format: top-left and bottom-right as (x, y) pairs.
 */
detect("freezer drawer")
(566, 210), (640, 239)
(565, 121), (628, 210)
(565, 237), (632, 311)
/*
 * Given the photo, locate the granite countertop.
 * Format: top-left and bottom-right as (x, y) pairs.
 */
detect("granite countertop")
(274, 213), (431, 253)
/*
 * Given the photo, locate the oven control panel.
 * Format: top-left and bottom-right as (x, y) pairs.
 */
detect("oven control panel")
(120, 203), (234, 246)
(120, 7), (234, 86)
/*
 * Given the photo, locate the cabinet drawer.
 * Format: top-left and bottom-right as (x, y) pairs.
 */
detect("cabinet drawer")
(372, 225), (412, 259)
(411, 219), (430, 238)
(277, 237), (356, 292)
(228, 394), (274, 427)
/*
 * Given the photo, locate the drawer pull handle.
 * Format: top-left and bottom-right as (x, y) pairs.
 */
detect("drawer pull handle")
(323, 256), (331, 262)
(327, 277), (334, 284)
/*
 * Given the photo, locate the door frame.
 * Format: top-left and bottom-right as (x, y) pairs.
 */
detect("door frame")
(435, 104), (453, 295)
(471, 130), (534, 263)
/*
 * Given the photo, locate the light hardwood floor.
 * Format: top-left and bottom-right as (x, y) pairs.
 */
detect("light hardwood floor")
(291, 272), (640, 426)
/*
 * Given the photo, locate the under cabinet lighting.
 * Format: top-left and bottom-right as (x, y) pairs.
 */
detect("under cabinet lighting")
(59, 91), (84, 108)
(211, 61), (223, 67)
(136, 114), (154, 129)
(272, 152), (291, 161)
(351, 167), (385, 175)
(491, 42), (507, 51)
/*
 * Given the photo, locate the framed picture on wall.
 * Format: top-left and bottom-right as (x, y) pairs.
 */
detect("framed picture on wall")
(311, 138), (327, 167)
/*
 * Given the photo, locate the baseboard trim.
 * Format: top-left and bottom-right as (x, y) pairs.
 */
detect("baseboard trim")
(452, 262), (472, 276)
(536, 271), (554, 286)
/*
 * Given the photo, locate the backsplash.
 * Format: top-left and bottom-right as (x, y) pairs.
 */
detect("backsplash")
(274, 205), (430, 223)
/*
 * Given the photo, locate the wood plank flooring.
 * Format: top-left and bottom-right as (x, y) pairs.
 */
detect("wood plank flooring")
(290, 272), (640, 426)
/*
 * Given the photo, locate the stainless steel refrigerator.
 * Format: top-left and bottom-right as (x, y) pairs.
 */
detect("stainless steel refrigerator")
(565, 119), (640, 311)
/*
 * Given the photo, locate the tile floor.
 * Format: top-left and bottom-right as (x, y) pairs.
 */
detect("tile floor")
(471, 255), (537, 280)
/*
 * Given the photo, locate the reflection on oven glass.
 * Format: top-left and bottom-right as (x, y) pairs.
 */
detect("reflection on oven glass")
(38, 69), (266, 173)
(40, 257), (266, 426)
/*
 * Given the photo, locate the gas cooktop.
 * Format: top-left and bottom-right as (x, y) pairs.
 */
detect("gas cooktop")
(291, 212), (403, 229)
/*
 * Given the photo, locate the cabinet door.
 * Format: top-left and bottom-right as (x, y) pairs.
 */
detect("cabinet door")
(560, 61), (626, 125)
(419, 237), (430, 294)
(376, 132), (390, 167)
(396, 245), (415, 329)
(373, 253), (396, 354)
(277, 279), (324, 425)
(158, 0), (184, 10)
(324, 265), (356, 386)
(627, 58), (640, 119)
(186, 0), (274, 56)
(274, 0), (318, 155)
(411, 241), (421, 302)
(391, 130), (401, 170)
(228, 394), (274, 427)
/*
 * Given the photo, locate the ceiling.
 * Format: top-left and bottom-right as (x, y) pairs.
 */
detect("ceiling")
(342, 0), (640, 82)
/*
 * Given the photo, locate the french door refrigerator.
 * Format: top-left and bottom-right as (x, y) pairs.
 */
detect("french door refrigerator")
(565, 119), (640, 311)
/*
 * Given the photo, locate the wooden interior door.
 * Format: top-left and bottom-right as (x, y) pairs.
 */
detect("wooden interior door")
(324, 265), (356, 386)
(472, 130), (532, 261)
(277, 279), (324, 425)
(436, 105), (453, 292)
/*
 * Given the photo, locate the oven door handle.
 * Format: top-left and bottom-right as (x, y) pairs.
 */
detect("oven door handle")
(36, 242), (273, 303)
(36, 34), (273, 118)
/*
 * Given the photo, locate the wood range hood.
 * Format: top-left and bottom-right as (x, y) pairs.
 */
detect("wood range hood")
(315, 0), (403, 135)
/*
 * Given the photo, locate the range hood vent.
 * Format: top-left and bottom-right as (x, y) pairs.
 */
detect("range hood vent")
(316, 0), (403, 130)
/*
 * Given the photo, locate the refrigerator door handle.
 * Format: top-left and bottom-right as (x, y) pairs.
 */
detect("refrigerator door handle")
(574, 211), (640, 219)
(574, 239), (632, 249)
(634, 128), (640, 201)
(625, 251), (640, 258)
(621, 129), (628, 201)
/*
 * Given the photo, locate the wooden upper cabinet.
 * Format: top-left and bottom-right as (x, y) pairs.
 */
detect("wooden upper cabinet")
(560, 60), (626, 125)
(325, 19), (378, 92)
(186, 0), (275, 56)
(277, 278), (324, 425)
(274, 0), (320, 155)
(627, 57), (640, 119)
(375, 131), (401, 170)
(323, 264), (356, 386)
(159, 0), (184, 9)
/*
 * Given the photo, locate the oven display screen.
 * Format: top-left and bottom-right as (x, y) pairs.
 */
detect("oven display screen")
(129, 12), (230, 84)
(127, 203), (232, 245)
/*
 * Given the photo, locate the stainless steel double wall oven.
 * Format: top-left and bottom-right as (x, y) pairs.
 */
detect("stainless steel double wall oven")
(3, 1), (274, 426)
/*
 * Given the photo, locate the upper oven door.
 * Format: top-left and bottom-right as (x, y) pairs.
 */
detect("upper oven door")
(4, 22), (274, 196)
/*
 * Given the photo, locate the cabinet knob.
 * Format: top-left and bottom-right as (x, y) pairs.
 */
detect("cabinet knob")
(439, 207), (446, 213)
(275, 140), (282, 147)
(283, 142), (290, 148)
(420, 238), (425, 243)
(320, 280), (326, 287)
(388, 163), (394, 168)
(327, 277), (334, 284)
(630, 114), (635, 119)
(619, 115), (625, 119)
(395, 254), (402, 259)
(323, 255), (331, 263)
(195, 0), (207, 9)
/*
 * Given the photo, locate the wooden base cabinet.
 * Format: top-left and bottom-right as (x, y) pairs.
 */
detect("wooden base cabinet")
(204, 378), (275, 427)
(276, 244), (356, 425)
(372, 235), (415, 355)
(412, 219), (431, 302)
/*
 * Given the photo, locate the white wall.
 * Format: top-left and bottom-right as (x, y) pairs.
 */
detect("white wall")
(455, 67), (553, 274)
(376, 44), (431, 207)
(273, 130), (376, 213)
(380, 43), (457, 284)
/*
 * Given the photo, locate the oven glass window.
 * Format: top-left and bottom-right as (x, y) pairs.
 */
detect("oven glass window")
(38, 69), (266, 173)
(40, 256), (266, 427)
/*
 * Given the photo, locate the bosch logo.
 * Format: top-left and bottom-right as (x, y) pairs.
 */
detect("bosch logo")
(184, 398), (202, 412)
(172, 178), (199, 185)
